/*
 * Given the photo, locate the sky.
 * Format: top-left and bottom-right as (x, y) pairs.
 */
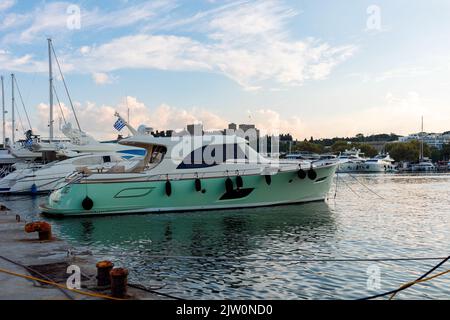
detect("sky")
(0, 0), (450, 141)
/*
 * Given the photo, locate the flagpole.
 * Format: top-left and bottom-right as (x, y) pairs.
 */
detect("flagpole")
(48, 38), (54, 142)
(1, 76), (5, 147)
(11, 74), (15, 144)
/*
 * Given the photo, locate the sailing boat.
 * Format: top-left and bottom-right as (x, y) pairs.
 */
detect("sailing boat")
(1, 74), (42, 164)
(0, 40), (146, 194)
(411, 116), (435, 172)
(30, 39), (145, 159)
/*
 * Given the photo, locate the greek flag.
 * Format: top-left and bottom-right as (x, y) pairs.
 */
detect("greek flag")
(114, 118), (126, 131)
(25, 139), (33, 149)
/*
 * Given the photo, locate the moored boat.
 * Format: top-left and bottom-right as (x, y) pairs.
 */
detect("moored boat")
(336, 148), (366, 173)
(357, 153), (397, 173)
(1, 153), (141, 195)
(41, 135), (339, 217)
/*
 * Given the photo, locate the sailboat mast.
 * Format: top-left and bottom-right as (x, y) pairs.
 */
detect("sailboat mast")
(420, 116), (424, 161)
(1, 76), (5, 147)
(11, 74), (15, 144)
(48, 38), (54, 142)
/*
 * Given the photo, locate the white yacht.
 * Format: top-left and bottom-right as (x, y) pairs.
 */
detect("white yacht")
(30, 123), (146, 159)
(411, 158), (436, 172)
(0, 153), (142, 194)
(357, 153), (397, 173)
(336, 148), (367, 173)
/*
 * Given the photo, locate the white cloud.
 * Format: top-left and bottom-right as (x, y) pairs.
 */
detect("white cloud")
(33, 95), (315, 140)
(0, 0), (15, 12)
(1, 1), (356, 89)
(92, 72), (116, 85)
(3, 0), (176, 44)
(34, 97), (230, 140)
(0, 49), (46, 72)
(64, 1), (356, 89)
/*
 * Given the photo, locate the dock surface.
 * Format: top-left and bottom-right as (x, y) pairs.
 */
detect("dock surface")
(0, 205), (163, 300)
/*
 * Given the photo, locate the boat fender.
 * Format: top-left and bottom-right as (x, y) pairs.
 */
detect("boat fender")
(82, 197), (94, 211)
(265, 175), (272, 186)
(308, 169), (318, 180)
(31, 184), (38, 195)
(165, 180), (172, 197)
(195, 178), (202, 192)
(236, 175), (244, 189)
(297, 169), (306, 179)
(225, 178), (234, 193)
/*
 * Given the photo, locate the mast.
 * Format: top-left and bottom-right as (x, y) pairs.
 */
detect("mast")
(1, 76), (5, 147)
(48, 38), (54, 142)
(420, 116), (424, 161)
(11, 74), (15, 144)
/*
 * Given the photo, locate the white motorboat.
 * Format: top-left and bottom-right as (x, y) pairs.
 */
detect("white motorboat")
(411, 158), (436, 172)
(0, 153), (142, 194)
(336, 148), (367, 173)
(357, 153), (397, 173)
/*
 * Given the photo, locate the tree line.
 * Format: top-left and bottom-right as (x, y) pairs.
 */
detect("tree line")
(282, 135), (450, 162)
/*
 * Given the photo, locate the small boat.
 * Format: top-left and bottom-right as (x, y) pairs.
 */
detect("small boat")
(357, 153), (397, 173)
(336, 148), (366, 173)
(41, 135), (339, 217)
(1, 153), (142, 194)
(411, 158), (436, 172)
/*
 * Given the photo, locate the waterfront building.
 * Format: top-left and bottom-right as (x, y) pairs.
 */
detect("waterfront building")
(399, 132), (450, 150)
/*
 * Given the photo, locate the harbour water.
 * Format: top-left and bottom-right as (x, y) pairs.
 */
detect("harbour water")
(1, 173), (449, 300)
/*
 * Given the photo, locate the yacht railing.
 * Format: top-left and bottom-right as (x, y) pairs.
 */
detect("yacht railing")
(60, 159), (338, 185)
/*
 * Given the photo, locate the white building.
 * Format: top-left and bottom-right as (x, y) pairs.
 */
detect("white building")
(399, 132), (450, 149)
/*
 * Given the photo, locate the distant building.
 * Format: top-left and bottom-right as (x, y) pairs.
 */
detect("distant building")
(238, 124), (255, 132)
(187, 124), (204, 136)
(228, 123), (237, 131)
(399, 132), (450, 150)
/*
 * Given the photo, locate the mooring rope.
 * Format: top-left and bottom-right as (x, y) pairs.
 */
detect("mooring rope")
(0, 267), (123, 300)
(90, 251), (449, 264)
(360, 255), (450, 300)
(348, 173), (385, 199)
(0, 255), (75, 300)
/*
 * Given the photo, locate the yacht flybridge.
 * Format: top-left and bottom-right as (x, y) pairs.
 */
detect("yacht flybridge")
(41, 135), (339, 217)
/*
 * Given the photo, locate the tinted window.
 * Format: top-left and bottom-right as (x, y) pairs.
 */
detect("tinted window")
(177, 144), (247, 169)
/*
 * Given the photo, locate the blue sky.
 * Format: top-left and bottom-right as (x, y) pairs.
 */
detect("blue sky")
(1, 0), (450, 140)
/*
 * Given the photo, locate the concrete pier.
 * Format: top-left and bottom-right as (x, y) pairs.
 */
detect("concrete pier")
(0, 204), (164, 300)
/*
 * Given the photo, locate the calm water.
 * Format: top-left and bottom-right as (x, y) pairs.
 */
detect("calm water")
(2, 173), (450, 300)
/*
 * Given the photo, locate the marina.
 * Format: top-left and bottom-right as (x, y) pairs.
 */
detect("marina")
(1, 173), (450, 299)
(0, 0), (449, 306)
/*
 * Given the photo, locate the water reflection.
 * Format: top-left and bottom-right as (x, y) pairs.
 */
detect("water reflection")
(2, 174), (450, 299)
(51, 202), (335, 259)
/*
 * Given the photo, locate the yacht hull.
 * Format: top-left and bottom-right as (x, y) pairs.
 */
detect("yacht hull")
(41, 164), (337, 217)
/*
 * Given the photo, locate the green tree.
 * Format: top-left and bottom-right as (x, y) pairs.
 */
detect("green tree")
(441, 143), (450, 161)
(293, 141), (324, 154)
(385, 140), (430, 162)
(331, 140), (351, 153)
(354, 143), (378, 158)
